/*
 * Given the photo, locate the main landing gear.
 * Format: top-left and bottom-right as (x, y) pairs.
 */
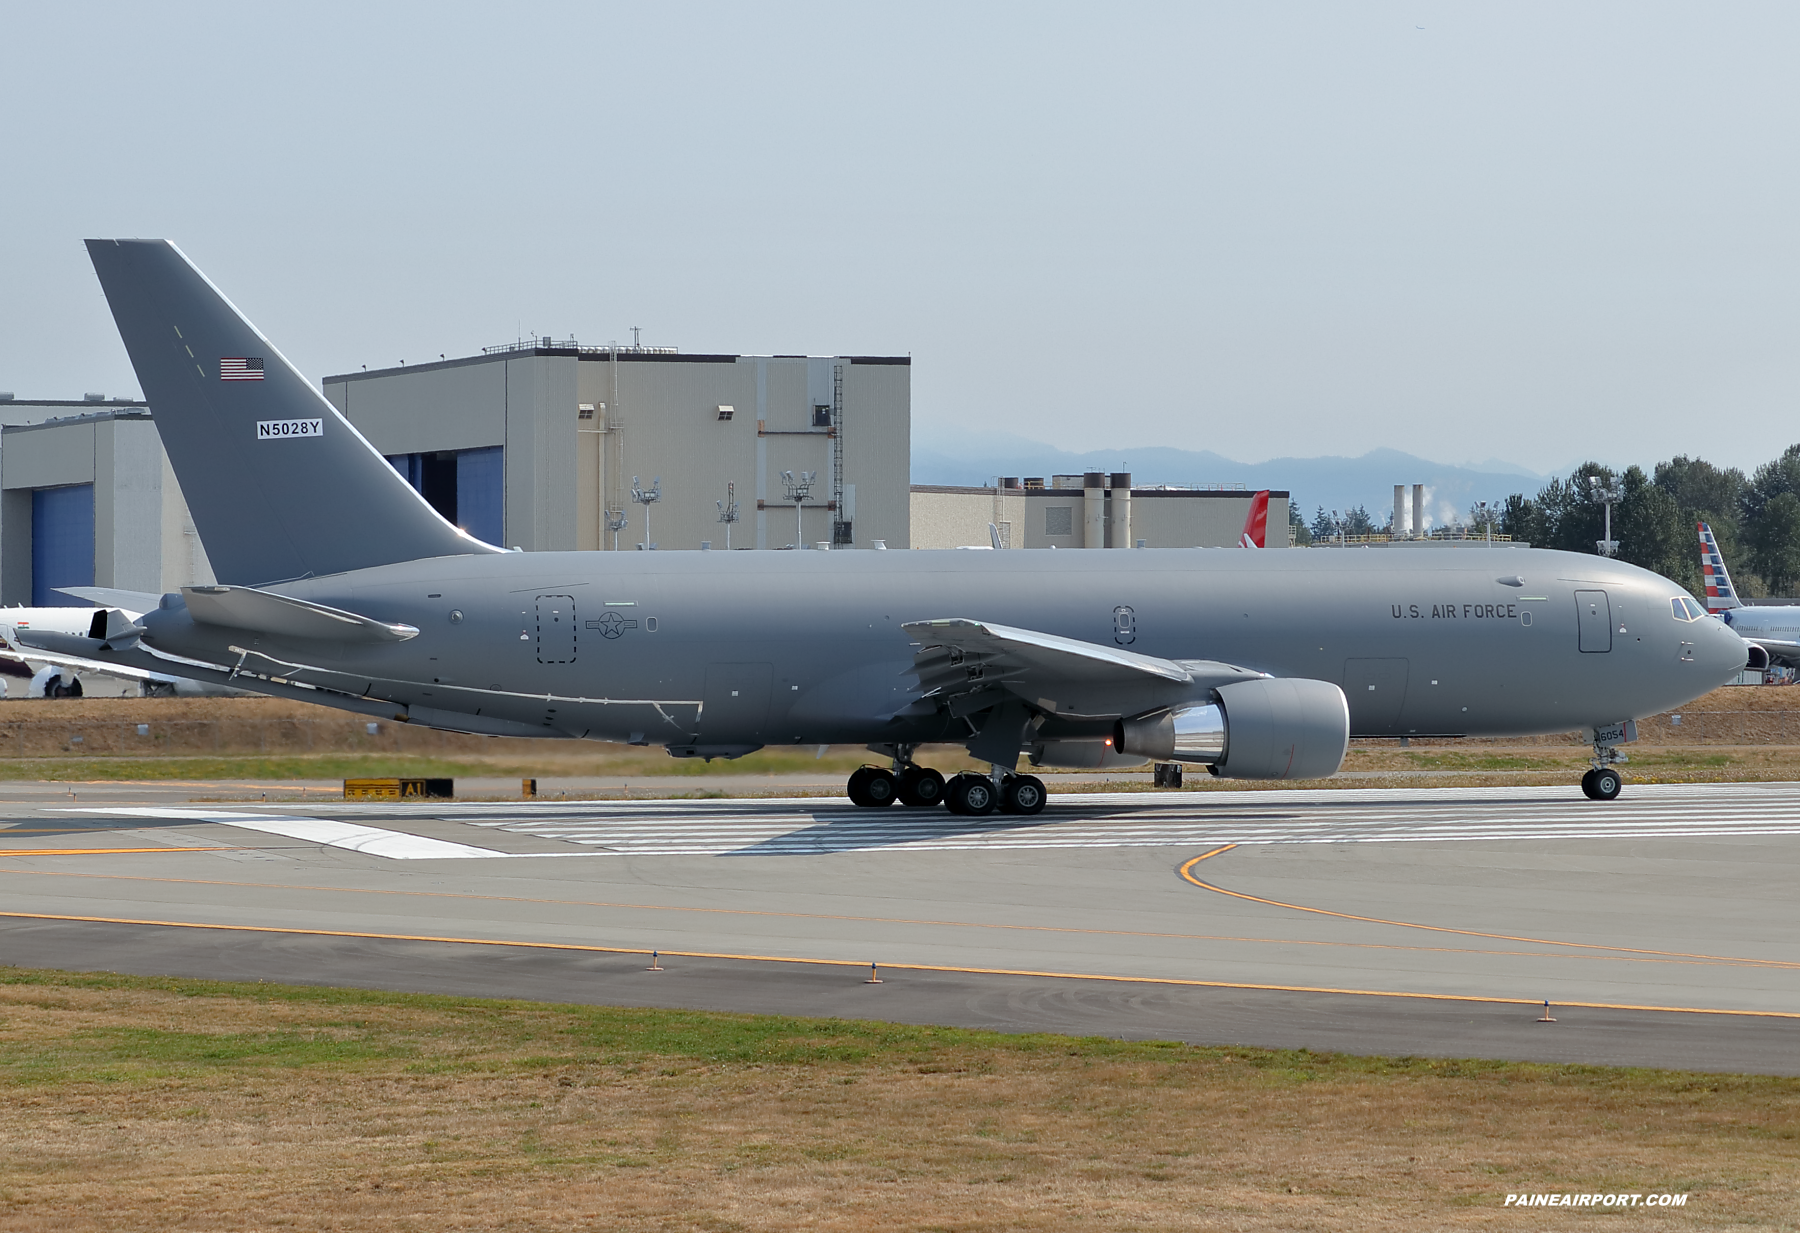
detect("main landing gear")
(944, 770), (1046, 816)
(847, 760), (946, 809)
(845, 751), (1043, 816)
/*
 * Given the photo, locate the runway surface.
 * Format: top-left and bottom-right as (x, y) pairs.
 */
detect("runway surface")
(2, 781), (1797, 1073)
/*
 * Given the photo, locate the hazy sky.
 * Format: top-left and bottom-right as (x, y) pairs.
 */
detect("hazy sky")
(5, 3), (1799, 475)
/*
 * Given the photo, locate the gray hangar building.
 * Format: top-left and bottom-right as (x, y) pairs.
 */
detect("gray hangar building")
(0, 398), (216, 607)
(322, 340), (914, 553)
(0, 342), (912, 606)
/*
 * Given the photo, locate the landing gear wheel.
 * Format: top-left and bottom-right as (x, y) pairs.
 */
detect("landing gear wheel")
(945, 772), (998, 816)
(1583, 767), (1622, 801)
(896, 766), (945, 808)
(1001, 774), (1046, 815)
(846, 766), (897, 808)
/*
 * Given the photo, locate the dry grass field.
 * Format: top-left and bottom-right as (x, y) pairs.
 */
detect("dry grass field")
(0, 969), (1794, 1231)
(3, 686), (1800, 793)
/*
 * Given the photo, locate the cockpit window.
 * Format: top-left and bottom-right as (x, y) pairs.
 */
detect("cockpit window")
(1670, 596), (1706, 621)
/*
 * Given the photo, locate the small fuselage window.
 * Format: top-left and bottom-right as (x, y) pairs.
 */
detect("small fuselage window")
(1670, 596), (1707, 622)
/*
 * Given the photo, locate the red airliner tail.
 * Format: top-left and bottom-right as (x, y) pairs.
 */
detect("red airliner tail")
(1240, 490), (1270, 548)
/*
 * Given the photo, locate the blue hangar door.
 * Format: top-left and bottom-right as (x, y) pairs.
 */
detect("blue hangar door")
(32, 484), (94, 607)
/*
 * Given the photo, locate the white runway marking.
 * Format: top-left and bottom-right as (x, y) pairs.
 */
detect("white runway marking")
(445, 782), (1800, 856)
(63, 783), (1800, 860)
(69, 808), (507, 860)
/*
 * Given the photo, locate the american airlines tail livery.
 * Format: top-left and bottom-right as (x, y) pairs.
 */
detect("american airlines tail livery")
(23, 240), (1749, 808)
(1698, 521), (1797, 668)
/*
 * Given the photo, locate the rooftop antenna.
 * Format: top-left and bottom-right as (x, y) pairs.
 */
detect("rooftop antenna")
(631, 326), (641, 350)
(716, 481), (740, 550)
(630, 476), (661, 549)
(780, 469), (815, 549)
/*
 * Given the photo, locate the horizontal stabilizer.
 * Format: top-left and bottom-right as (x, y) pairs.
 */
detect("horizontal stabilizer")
(182, 585), (418, 643)
(58, 587), (163, 613)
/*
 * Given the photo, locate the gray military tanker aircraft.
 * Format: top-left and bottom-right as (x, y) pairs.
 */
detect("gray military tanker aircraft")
(30, 240), (1748, 809)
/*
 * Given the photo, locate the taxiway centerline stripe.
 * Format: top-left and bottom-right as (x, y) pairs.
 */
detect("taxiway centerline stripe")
(0, 907), (1794, 1019)
(0, 847), (234, 856)
(0, 863), (1788, 972)
(1176, 851), (1790, 967)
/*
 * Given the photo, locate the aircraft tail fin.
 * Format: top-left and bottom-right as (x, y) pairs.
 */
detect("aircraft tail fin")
(1239, 490), (1270, 548)
(84, 240), (501, 585)
(1698, 522), (1742, 611)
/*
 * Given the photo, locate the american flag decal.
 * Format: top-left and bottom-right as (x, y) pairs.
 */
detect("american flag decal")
(220, 357), (265, 381)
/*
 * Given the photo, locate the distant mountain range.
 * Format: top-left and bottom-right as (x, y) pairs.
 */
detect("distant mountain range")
(910, 432), (1548, 532)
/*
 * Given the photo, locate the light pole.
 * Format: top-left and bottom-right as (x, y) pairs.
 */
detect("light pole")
(605, 508), (627, 552)
(631, 476), (661, 549)
(1589, 475), (1621, 557)
(781, 470), (815, 549)
(716, 482), (739, 550)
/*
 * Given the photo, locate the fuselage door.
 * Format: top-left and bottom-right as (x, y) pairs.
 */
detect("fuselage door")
(536, 594), (576, 664)
(1343, 657), (1409, 735)
(1575, 590), (1612, 653)
(702, 663), (773, 741)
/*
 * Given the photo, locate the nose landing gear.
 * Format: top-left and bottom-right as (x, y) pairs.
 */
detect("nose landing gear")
(1582, 731), (1628, 801)
(1581, 767), (1622, 800)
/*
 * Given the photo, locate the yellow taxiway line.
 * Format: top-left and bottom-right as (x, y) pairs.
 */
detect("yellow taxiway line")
(0, 902), (1795, 1020)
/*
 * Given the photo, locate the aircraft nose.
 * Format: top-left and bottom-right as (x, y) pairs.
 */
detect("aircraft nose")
(1704, 620), (1750, 681)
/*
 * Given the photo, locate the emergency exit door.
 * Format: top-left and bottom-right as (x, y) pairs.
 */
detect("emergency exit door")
(1575, 590), (1612, 653)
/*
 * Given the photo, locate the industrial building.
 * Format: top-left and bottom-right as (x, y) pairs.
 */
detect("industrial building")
(911, 474), (1291, 550)
(322, 341), (912, 552)
(0, 399), (214, 606)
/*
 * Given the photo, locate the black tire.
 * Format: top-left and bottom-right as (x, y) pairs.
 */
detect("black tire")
(1590, 768), (1622, 800)
(897, 766), (945, 808)
(945, 772), (998, 816)
(847, 766), (896, 808)
(1580, 769), (1599, 799)
(1001, 774), (1046, 815)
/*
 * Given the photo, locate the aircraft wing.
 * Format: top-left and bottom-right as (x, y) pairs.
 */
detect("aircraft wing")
(0, 642), (207, 688)
(901, 617), (1262, 718)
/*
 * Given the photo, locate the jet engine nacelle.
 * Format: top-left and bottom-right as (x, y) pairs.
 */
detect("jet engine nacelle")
(1744, 642), (1771, 673)
(1114, 677), (1350, 780)
(27, 666), (83, 699)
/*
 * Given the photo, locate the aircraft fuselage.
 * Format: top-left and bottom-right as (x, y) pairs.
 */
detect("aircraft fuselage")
(137, 544), (1747, 750)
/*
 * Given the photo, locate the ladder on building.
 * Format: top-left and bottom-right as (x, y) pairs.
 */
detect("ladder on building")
(831, 363), (851, 546)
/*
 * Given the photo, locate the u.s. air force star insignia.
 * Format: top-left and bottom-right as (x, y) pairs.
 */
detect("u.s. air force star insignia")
(585, 612), (639, 640)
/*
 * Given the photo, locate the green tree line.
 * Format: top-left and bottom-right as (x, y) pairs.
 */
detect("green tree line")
(1498, 446), (1800, 599)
